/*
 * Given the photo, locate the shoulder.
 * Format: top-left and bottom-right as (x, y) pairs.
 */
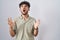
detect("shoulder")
(14, 16), (20, 22)
(29, 16), (36, 22)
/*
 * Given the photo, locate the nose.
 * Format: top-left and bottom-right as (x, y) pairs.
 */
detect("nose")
(23, 7), (25, 9)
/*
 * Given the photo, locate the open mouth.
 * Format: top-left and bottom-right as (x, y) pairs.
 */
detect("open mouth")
(23, 10), (25, 12)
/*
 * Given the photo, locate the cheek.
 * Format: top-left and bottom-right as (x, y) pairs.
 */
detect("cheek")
(20, 8), (23, 12)
(26, 8), (29, 11)
(28, 7), (29, 9)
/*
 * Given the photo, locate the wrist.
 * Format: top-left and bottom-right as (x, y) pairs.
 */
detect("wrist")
(9, 27), (13, 30)
(34, 27), (38, 30)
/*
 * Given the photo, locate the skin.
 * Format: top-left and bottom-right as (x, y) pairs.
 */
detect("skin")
(8, 4), (40, 37)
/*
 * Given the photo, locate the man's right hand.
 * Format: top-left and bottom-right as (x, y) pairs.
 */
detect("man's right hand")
(8, 17), (15, 29)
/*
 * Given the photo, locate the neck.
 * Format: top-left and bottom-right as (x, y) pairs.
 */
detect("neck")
(22, 14), (29, 20)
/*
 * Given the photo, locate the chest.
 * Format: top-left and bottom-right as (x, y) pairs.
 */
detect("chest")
(16, 19), (34, 31)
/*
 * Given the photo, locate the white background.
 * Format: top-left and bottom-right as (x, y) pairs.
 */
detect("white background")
(0, 0), (60, 40)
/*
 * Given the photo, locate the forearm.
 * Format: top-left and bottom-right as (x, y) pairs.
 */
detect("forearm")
(33, 27), (38, 36)
(9, 27), (16, 37)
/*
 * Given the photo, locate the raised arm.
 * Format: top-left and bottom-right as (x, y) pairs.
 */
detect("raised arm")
(8, 17), (16, 37)
(33, 19), (40, 37)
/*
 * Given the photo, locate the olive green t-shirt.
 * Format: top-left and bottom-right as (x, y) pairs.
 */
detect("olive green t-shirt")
(13, 15), (36, 40)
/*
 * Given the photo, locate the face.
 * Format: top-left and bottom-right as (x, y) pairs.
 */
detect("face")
(20, 4), (30, 15)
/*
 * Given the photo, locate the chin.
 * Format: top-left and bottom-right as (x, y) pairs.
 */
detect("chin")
(22, 13), (27, 15)
(22, 12), (28, 15)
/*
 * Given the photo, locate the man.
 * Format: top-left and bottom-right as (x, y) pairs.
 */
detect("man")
(8, 1), (40, 40)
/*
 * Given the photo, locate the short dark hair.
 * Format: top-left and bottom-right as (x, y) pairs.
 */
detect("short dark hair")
(19, 1), (30, 8)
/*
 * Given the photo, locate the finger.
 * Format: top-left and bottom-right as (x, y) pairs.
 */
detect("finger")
(37, 19), (40, 22)
(9, 17), (12, 21)
(37, 19), (40, 23)
(8, 17), (13, 22)
(36, 19), (40, 26)
(8, 17), (11, 21)
(8, 17), (10, 22)
(8, 17), (13, 24)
